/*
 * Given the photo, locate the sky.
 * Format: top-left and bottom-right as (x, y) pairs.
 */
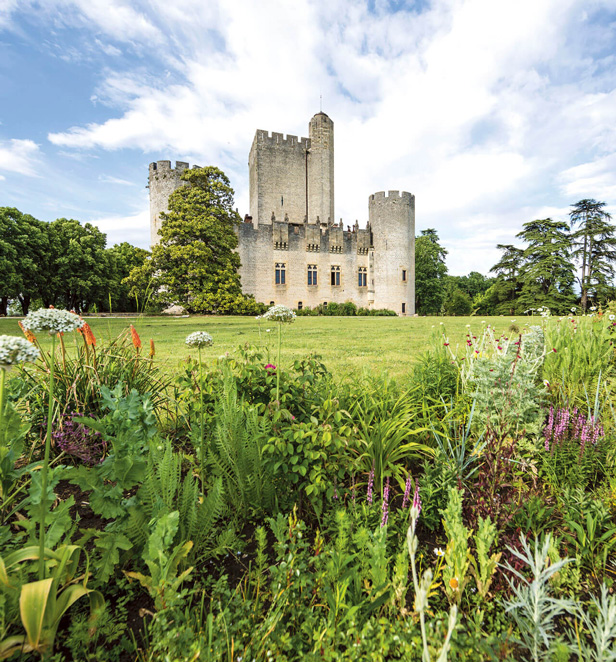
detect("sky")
(1, 0), (616, 275)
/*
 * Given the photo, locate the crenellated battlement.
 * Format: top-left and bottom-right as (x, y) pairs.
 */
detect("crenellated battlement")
(254, 130), (310, 150)
(149, 160), (191, 177)
(369, 190), (414, 203)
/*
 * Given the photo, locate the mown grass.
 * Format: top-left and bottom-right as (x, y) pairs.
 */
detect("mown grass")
(0, 314), (524, 379)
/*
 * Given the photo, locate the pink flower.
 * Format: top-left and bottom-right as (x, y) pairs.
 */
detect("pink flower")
(264, 363), (276, 372)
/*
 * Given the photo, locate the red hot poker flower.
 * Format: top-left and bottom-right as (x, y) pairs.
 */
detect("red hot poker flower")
(130, 324), (142, 351)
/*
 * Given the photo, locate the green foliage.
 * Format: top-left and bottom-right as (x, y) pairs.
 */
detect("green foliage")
(516, 218), (576, 314)
(415, 229), (448, 315)
(205, 370), (275, 519)
(441, 487), (471, 606)
(125, 511), (193, 611)
(106, 242), (150, 312)
(0, 544), (104, 659)
(469, 516), (501, 599)
(68, 385), (158, 519)
(442, 288), (472, 316)
(128, 166), (263, 315)
(503, 534), (575, 662)
(489, 244), (525, 315)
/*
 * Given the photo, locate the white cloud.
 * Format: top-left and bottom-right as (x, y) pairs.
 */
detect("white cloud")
(89, 208), (150, 248)
(0, 138), (41, 176)
(98, 174), (135, 186)
(10, 0), (616, 272)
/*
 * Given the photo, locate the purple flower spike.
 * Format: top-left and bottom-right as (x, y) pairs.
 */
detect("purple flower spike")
(381, 477), (390, 527)
(402, 473), (412, 509)
(412, 482), (421, 516)
(367, 464), (375, 505)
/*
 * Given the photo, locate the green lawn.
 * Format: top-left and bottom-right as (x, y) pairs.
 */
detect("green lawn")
(0, 314), (523, 379)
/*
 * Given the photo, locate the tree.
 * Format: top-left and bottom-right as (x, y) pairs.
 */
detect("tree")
(0, 208), (50, 315)
(128, 166), (262, 314)
(106, 242), (150, 312)
(516, 219), (575, 314)
(415, 229), (448, 315)
(569, 199), (616, 311)
(442, 288), (472, 316)
(45, 218), (111, 312)
(489, 244), (525, 315)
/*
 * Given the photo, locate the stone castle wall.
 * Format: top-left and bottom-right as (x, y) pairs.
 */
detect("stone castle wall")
(148, 113), (416, 315)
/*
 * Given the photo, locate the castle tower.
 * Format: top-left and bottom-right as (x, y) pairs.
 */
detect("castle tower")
(248, 130), (309, 226)
(369, 191), (415, 315)
(148, 160), (190, 246)
(307, 112), (334, 225)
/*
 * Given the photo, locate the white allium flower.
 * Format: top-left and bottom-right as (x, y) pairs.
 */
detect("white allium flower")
(262, 304), (296, 323)
(0, 335), (40, 368)
(22, 308), (84, 335)
(185, 331), (213, 348)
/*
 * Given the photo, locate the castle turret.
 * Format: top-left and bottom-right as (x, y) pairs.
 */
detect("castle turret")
(369, 191), (415, 315)
(148, 160), (189, 246)
(307, 112), (334, 225)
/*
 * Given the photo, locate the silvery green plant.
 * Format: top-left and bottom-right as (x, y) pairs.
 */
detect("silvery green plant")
(261, 304), (296, 404)
(407, 504), (457, 662)
(470, 325), (547, 434)
(502, 534), (574, 662)
(569, 584), (616, 661)
(186, 331), (213, 467)
(21, 307), (83, 579)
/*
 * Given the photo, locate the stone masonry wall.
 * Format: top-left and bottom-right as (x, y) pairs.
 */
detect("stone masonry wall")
(148, 161), (190, 246)
(248, 131), (309, 226)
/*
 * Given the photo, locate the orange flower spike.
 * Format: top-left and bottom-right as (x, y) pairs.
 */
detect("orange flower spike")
(149, 338), (155, 359)
(19, 320), (37, 344)
(130, 324), (142, 352)
(82, 322), (97, 347)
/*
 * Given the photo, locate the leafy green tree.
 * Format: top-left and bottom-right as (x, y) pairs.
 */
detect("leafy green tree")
(128, 166), (262, 314)
(415, 229), (448, 315)
(442, 288), (472, 316)
(106, 242), (150, 312)
(45, 218), (111, 312)
(0, 208), (50, 315)
(516, 219), (575, 314)
(569, 199), (616, 311)
(489, 244), (525, 315)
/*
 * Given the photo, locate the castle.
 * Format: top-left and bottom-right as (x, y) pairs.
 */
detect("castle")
(148, 112), (416, 315)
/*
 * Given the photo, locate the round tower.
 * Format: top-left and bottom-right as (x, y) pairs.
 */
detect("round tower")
(307, 112), (334, 225)
(368, 190), (415, 315)
(148, 160), (190, 246)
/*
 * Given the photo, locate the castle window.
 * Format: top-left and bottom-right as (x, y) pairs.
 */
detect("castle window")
(330, 265), (340, 286)
(402, 269), (407, 282)
(298, 301), (303, 310)
(308, 265), (317, 286)
(275, 263), (286, 285)
(270, 301), (274, 306)
(402, 302), (406, 314)
(358, 267), (367, 287)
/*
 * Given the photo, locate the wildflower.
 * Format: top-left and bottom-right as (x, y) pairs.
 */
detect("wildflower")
(444, 342), (449, 347)
(266, 329), (271, 333)
(412, 482), (421, 515)
(18, 321), (37, 344)
(185, 331), (213, 348)
(434, 547), (445, 557)
(610, 315), (615, 321)
(543, 380), (550, 387)
(552, 348), (557, 353)
(590, 306), (597, 311)
(449, 577), (459, 590)
(262, 304), (296, 323)
(80, 322), (96, 347)
(570, 307), (577, 313)
(22, 307), (84, 335)
(149, 338), (155, 359)
(265, 363), (276, 373)
(380, 477), (390, 527)
(130, 324), (142, 350)
(402, 474), (412, 509)
(0, 335), (40, 369)
(367, 464), (375, 505)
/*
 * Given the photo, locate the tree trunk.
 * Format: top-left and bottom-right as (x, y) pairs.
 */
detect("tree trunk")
(18, 294), (31, 315)
(0, 297), (8, 316)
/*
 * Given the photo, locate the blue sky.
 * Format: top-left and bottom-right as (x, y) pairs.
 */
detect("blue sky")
(1, 0), (616, 275)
